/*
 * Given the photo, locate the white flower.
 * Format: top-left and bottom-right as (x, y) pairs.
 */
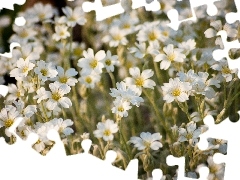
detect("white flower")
(0, 105), (20, 129)
(111, 99), (132, 117)
(10, 58), (35, 79)
(177, 70), (198, 84)
(29, 3), (55, 22)
(13, 100), (37, 119)
(34, 60), (58, 82)
(81, 132), (90, 139)
(62, 6), (86, 27)
(93, 119), (119, 141)
(102, 27), (128, 47)
(33, 124), (54, 152)
(77, 48), (105, 75)
(197, 156), (225, 180)
(211, 59), (237, 82)
(204, 20), (237, 48)
(154, 44), (186, 70)
(33, 87), (51, 103)
(12, 44), (41, 63)
(191, 72), (220, 99)
(161, 78), (192, 103)
(110, 81), (144, 107)
(6, 83), (25, 102)
(46, 82), (72, 110)
(177, 39), (196, 55)
(52, 25), (70, 41)
(53, 66), (78, 86)
(137, 23), (161, 43)
(10, 25), (37, 44)
(101, 50), (119, 72)
(178, 121), (201, 146)
(124, 67), (156, 93)
(50, 118), (74, 137)
(148, 40), (162, 56)
(129, 132), (162, 151)
(78, 71), (101, 89)
(111, 13), (139, 34)
(128, 42), (148, 58)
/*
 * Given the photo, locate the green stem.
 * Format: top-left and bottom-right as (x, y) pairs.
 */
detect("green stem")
(62, 108), (67, 119)
(177, 101), (191, 122)
(216, 82), (237, 123)
(119, 119), (132, 161)
(108, 72), (116, 88)
(153, 60), (163, 85)
(142, 89), (172, 141)
(40, 101), (49, 122)
(72, 85), (84, 133)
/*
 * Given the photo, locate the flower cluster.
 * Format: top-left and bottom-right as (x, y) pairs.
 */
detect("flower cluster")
(0, 0), (238, 179)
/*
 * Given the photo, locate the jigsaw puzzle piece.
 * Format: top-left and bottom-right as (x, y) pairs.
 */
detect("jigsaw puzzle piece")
(0, 42), (20, 58)
(105, 150), (117, 164)
(0, 85), (9, 97)
(198, 112), (240, 179)
(152, 169), (163, 180)
(131, 0), (160, 12)
(46, 129), (66, 157)
(81, 138), (92, 153)
(167, 155), (209, 179)
(167, 0), (221, 30)
(82, 0), (125, 21)
(0, 0), (26, 10)
(225, 0), (240, 24)
(212, 30), (240, 79)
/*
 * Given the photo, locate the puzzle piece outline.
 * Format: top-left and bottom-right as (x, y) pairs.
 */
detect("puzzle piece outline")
(198, 112), (240, 180)
(167, 0), (221, 30)
(0, 117), (139, 180)
(212, 30), (240, 79)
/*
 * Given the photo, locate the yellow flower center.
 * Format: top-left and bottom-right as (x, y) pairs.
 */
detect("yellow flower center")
(85, 77), (92, 84)
(172, 88), (181, 96)
(90, 59), (98, 68)
(39, 13), (45, 20)
(160, 2), (165, 9)
(186, 133), (193, 140)
(167, 53), (176, 61)
(148, 31), (157, 41)
(123, 23), (130, 29)
(135, 77), (144, 87)
(103, 129), (111, 136)
(52, 92), (62, 101)
(59, 31), (65, 37)
(17, 91), (21, 97)
(113, 34), (122, 41)
(105, 59), (112, 66)
(162, 31), (169, 37)
(40, 69), (48, 76)
(143, 140), (151, 148)
(5, 119), (14, 128)
(59, 76), (68, 83)
(22, 66), (29, 73)
(20, 31), (29, 38)
(222, 66), (231, 74)
(73, 48), (83, 57)
(69, 16), (76, 22)
(118, 106), (124, 112)
(126, 61), (133, 69)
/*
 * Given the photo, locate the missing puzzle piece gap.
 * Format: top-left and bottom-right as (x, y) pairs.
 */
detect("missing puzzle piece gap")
(82, 0), (125, 21)
(167, 0), (221, 30)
